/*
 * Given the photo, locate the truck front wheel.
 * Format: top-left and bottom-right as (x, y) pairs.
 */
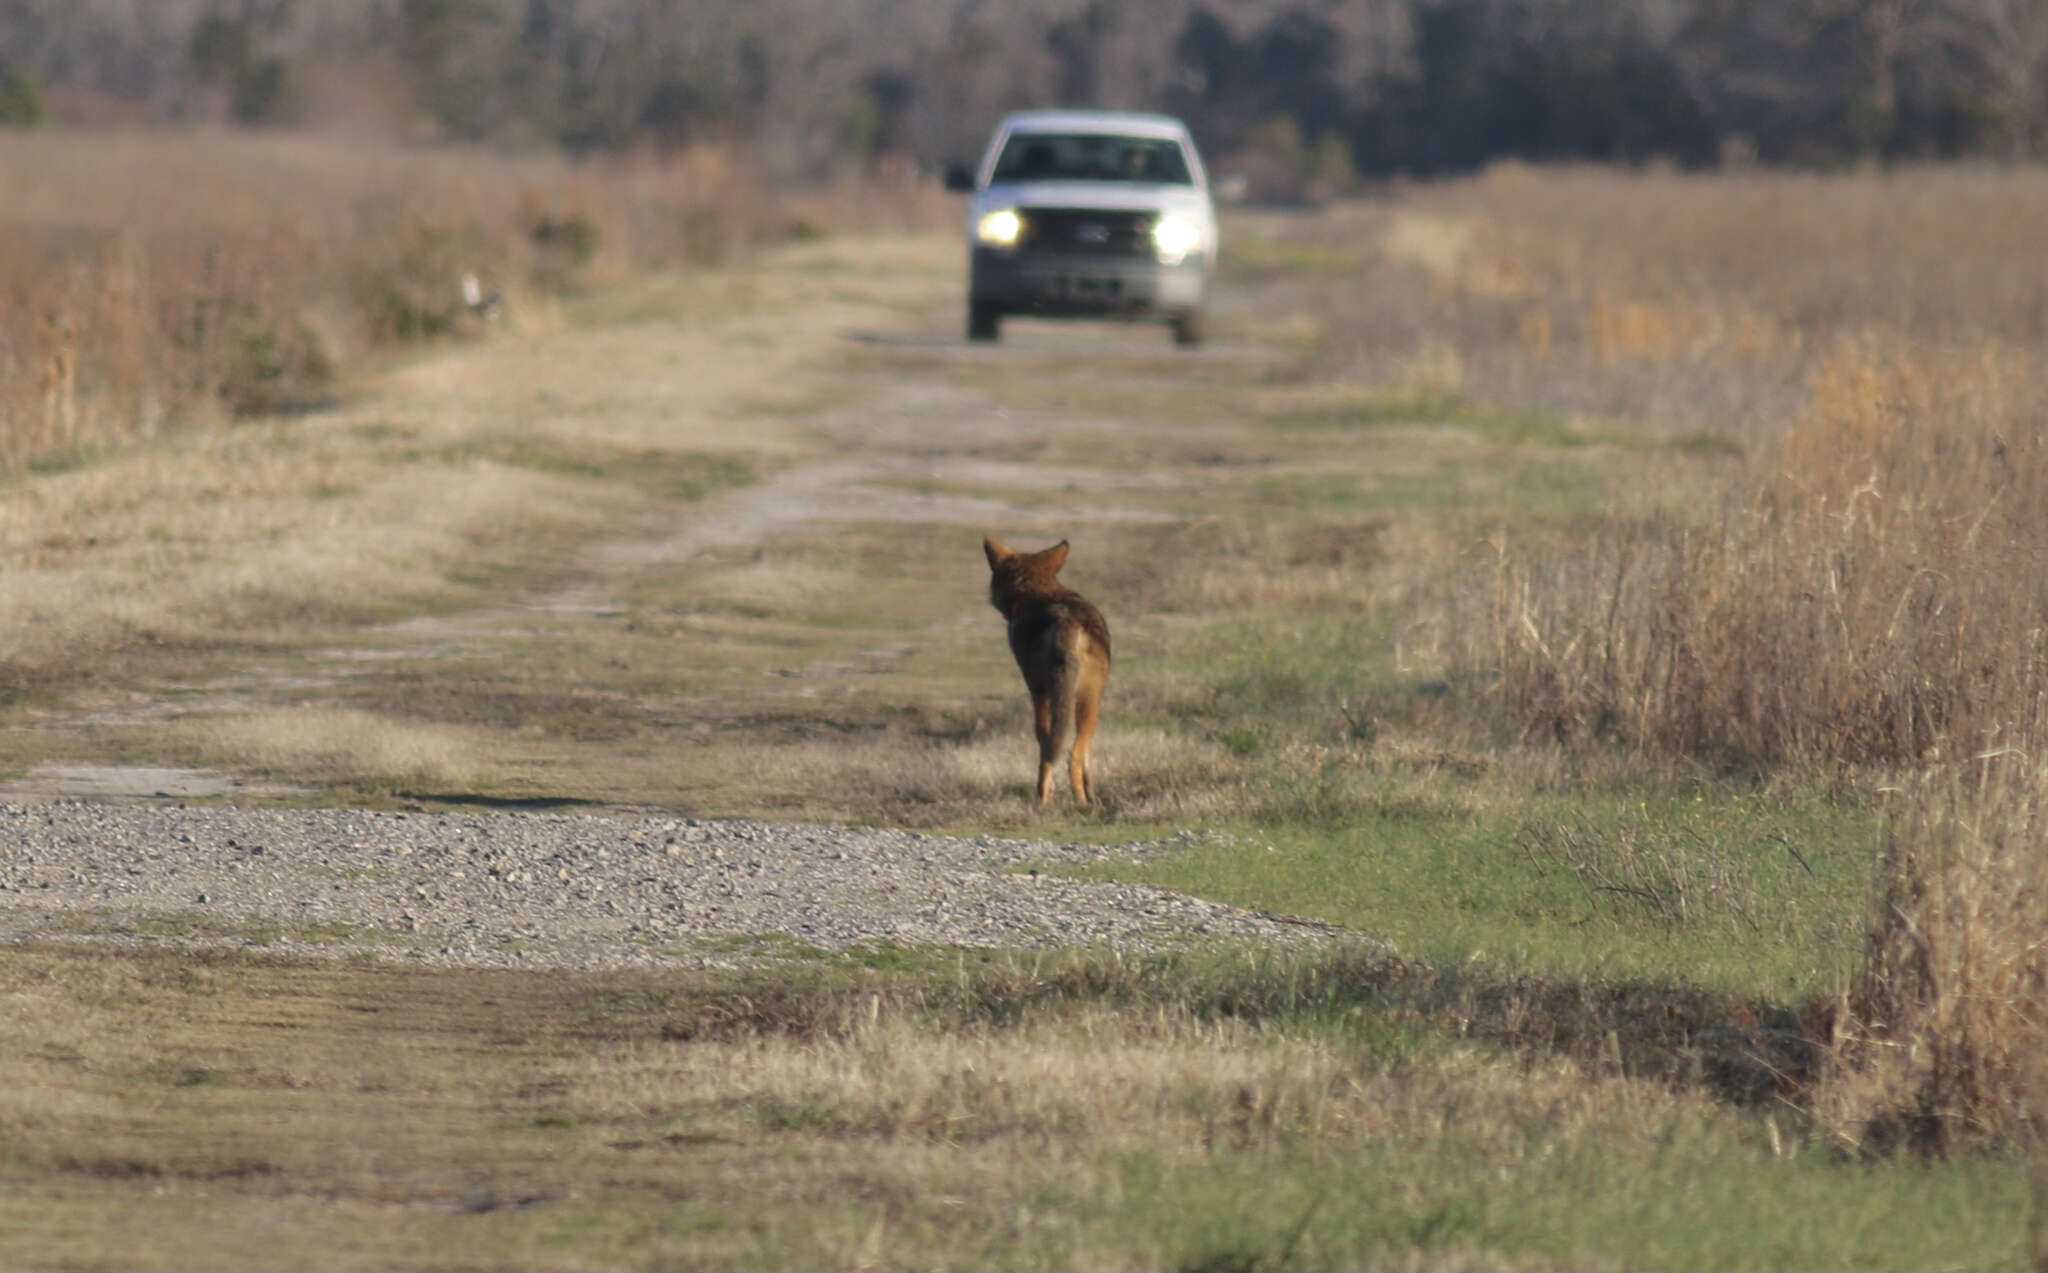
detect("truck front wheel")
(968, 301), (1002, 343)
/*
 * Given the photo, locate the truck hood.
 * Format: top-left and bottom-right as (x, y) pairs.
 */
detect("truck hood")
(973, 180), (1213, 219)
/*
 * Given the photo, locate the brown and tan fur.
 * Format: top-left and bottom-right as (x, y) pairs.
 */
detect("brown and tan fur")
(983, 534), (1112, 806)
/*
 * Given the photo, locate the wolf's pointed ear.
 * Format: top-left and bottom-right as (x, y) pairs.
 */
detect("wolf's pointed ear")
(1045, 539), (1070, 572)
(984, 534), (1012, 568)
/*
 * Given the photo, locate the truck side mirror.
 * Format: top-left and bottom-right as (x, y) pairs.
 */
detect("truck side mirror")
(942, 161), (975, 193)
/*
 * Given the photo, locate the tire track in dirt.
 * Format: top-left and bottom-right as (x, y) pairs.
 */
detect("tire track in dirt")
(442, 442), (1180, 628)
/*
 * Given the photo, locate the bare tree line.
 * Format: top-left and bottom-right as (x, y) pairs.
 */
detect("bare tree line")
(3, 0), (2047, 170)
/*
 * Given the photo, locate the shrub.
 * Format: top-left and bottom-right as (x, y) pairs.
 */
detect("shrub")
(1483, 346), (2048, 771)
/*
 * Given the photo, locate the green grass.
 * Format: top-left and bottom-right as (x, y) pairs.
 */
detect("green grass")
(1222, 233), (1365, 279)
(1089, 600), (1873, 999)
(1263, 390), (1628, 450)
(22, 444), (115, 476)
(1097, 1138), (2033, 1273)
(1231, 455), (1605, 520)
(426, 437), (758, 502)
(1067, 791), (1868, 1000)
(469, 1135), (2034, 1270)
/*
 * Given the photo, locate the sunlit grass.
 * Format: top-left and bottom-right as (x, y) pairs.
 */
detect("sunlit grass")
(1069, 789), (1869, 1000)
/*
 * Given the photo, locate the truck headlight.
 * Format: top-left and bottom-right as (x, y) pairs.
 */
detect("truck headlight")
(975, 208), (1024, 249)
(1152, 214), (1200, 264)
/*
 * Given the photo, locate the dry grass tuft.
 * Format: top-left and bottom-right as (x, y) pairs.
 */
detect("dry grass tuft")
(1818, 755), (2048, 1154)
(1479, 346), (2048, 770)
(0, 440), (603, 680)
(191, 707), (492, 790)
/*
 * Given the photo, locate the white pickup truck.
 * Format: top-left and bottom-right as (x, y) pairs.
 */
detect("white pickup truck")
(944, 110), (1218, 347)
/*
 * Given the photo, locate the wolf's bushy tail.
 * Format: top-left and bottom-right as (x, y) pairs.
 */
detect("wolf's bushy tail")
(1048, 622), (1098, 748)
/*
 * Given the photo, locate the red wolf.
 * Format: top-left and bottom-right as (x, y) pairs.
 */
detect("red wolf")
(983, 534), (1111, 806)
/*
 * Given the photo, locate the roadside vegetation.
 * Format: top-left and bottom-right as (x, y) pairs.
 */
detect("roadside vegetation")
(0, 127), (944, 471)
(1, 138), (2045, 1269)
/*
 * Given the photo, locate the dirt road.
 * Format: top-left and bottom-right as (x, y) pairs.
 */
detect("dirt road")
(0, 220), (1394, 960)
(0, 230), (1292, 814)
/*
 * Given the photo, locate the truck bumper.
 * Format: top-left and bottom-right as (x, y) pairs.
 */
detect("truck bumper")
(970, 249), (1207, 318)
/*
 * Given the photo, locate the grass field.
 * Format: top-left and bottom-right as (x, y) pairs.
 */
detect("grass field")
(1, 141), (2044, 1269)
(0, 943), (2030, 1272)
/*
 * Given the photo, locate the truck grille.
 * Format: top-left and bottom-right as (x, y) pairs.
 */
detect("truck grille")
(1023, 208), (1152, 258)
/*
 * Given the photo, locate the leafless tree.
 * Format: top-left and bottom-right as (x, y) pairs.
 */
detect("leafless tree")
(0, 0), (2037, 167)
(1944, 0), (2048, 156)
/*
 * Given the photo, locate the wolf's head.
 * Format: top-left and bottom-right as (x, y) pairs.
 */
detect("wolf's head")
(983, 534), (1070, 616)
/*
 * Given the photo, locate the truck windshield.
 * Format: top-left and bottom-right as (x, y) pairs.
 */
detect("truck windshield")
(990, 133), (1192, 185)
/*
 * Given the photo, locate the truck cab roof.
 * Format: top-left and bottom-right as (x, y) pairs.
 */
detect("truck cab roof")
(994, 110), (1193, 141)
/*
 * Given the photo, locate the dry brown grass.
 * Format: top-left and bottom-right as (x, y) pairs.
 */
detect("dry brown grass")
(1333, 167), (2048, 1151)
(1479, 344), (2048, 770)
(0, 439), (603, 664)
(669, 724), (1252, 827)
(0, 222), (952, 785)
(190, 707), (492, 790)
(1391, 162), (2048, 360)
(0, 129), (949, 471)
(1302, 164), (2048, 462)
(1818, 755), (2048, 1153)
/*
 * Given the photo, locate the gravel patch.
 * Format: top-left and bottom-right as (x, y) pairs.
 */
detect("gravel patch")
(0, 801), (1358, 970)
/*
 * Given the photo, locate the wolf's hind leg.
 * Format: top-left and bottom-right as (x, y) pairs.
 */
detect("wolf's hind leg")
(1033, 690), (1058, 806)
(1071, 680), (1102, 804)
